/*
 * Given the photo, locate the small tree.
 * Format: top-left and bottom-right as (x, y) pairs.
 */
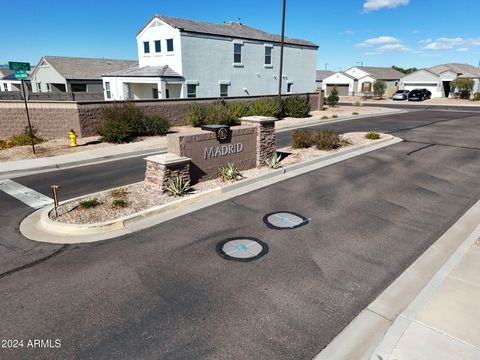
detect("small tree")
(451, 78), (474, 99)
(373, 80), (387, 99)
(326, 87), (339, 107)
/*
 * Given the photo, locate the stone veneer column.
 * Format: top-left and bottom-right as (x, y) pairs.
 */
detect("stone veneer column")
(144, 154), (191, 191)
(241, 116), (278, 167)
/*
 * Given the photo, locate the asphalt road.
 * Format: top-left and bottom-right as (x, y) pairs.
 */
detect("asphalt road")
(0, 110), (479, 359)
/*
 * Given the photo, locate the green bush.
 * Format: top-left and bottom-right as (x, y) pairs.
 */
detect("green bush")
(332, 114), (338, 118)
(141, 115), (170, 136)
(227, 101), (251, 120)
(352, 112), (359, 115)
(365, 131), (381, 140)
(112, 199), (128, 208)
(352, 101), (363, 107)
(0, 139), (8, 151)
(291, 129), (314, 149)
(110, 187), (128, 198)
(314, 130), (342, 150)
(8, 128), (45, 147)
(98, 102), (144, 143)
(79, 198), (101, 209)
(326, 87), (339, 107)
(186, 103), (207, 127)
(283, 96), (311, 118)
(204, 101), (240, 126)
(250, 98), (282, 118)
(473, 93), (480, 101)
(218, 162), (243, 181)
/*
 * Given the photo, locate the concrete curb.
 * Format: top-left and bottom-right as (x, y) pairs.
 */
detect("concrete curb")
(20, 135), (402, 244)
(313, 199), (480, 360)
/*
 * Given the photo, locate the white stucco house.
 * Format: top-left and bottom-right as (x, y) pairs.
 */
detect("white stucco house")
(29, 56), (136, 94)
(102, 15), (319, 100)
(315, 70), (334, 90)
(399, 63), (480, 98)
(322, 66), (404, 96)
(0, 68), (22, 92)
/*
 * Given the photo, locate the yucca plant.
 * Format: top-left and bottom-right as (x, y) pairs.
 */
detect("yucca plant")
(218, 162), (243, 181)
(165, 176), (192, 197)
(265, 153), (283, 169)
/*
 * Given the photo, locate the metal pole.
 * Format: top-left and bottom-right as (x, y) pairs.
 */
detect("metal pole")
(21, 79), (35, 155)
(278, 0), (287, 106)
(51, 185), (60, 218)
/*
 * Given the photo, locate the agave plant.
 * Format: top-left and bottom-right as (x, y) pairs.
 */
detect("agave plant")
(265, 153), (283, 169)
(218, 162), (243, 181)
(165, 176), (192, 197)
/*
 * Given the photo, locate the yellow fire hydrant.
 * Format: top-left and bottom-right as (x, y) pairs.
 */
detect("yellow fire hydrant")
(69, 129), (78, 147)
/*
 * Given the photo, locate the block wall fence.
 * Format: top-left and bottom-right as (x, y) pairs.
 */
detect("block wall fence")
(0, 92), (323, 140)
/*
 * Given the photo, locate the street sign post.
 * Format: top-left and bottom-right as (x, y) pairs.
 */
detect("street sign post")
(8, 62), (35, 154)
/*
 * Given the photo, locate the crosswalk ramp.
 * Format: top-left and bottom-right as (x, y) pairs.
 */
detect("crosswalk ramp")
(0, 179), (53, 209)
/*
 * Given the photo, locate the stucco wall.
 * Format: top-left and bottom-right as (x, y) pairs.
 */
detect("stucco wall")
(0, 92), (321, 140)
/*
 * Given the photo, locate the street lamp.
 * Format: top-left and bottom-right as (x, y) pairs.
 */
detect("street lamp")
(277, 0), (287, 105)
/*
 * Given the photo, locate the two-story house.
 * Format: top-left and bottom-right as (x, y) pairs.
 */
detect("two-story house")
(102, 15), (319, 100)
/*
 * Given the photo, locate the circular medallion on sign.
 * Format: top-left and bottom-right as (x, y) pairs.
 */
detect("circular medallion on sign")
(263, 211), (309, 230)
(216, 237), (268, 262)
(217, 127), (229, 140)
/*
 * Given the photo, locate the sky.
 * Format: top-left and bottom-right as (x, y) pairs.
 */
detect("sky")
(2, 0), (480, 71)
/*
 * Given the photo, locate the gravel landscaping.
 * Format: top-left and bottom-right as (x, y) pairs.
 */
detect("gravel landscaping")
(51, 132), (387, 225)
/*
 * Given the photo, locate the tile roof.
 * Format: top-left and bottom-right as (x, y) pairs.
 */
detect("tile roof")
(316, 70), (335, 81)
(141, 15), (318, 48)
(103, 64), (182, 77)
(41, 56), (137, 80)
(355, 66), (404, 80)
(427, 63), (480, 78)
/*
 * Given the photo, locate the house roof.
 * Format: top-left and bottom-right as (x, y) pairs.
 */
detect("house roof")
(427, 63), (480, 78)
(39, 56), (137, 80)
(354, 66), (404, 80)
(140, 15), (318, 48)
(0, 69), (13, 79)
(316, 70), (335, 81)
(103, 64), (182, 78)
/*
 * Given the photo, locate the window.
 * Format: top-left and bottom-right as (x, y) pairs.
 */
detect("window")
(3, 83), (7, 91)
(187, 84), (197, 98)
(155, 40), (161, 53)
(152, 88), (159, 99)
(362, 82), (372, 92)
(46, 83), (51, 92)
(166, 39), (174, 52)
(220, 84), (229, 97)
(105, 82), (111, 99)
(143, 41), (150, 54)
(265, 47), (272, 65)
(37, 82), (42, 92)
(234, 44), (242, 64)
(287, 82), (293, 93)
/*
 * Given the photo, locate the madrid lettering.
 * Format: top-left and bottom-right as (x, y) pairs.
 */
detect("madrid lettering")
(204, 143), (244, 159)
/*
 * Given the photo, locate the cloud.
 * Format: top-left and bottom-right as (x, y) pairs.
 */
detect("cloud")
(457, 48), (469, 52)
(356, 36), (400, 47)
(421, 37), (480, 50)
(377, 44), (410, 52)
(412, 30), (420, 34)
(340, 30), (355, 35)
(363, 0), (409, 12)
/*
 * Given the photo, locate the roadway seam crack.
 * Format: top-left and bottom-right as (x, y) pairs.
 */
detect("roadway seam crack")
(406, 144), (435, 156)
(0, 245), (69, 280)
(389, 112), (477, 134)
(403, 140), (480, 151)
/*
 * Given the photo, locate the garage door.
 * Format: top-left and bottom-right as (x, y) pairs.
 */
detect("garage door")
(403, 83), (438, 95)
(326, 85), (349, 96)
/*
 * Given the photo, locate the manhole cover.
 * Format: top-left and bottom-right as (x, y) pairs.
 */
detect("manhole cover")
(216, 237), (268, 262)
(263, 211), (309, 230)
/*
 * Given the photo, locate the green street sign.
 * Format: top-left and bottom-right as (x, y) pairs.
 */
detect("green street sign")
(9, 62), (31, 71)
(14, 71), (29, 80)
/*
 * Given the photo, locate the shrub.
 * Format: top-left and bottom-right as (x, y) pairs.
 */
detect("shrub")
(365, 131), (381, 140)
(352, 112), (359, 115)
(352, 101), (363, 107)
(314, 130), (342, 150)
(452, 78), (474, 99)
(473, 92), (480, 101)
(291, 129), (314, 149)
(110, 187), (128, 198)
(326, 87), (339, 107)
(8, 127), (44, 147)
(141, 115), (170, 136)
(250, 98), (282, 118)
(186, 103), (207, 127)
(373, 80), (387, 98)
(112, 199), (128, 208)
(218, 162), (243, 181)
(227, 101), (251, 120)
(165, 176), (192, 197)
(79, 198), (101, 209)
(98, 102), (144, 143)
(0, 139), (9, 151)
(332, 114), (338, 118)
(265, 153), (283, 169)
(282, 96), (311, 118)
(204, 101), (240, 126)
(321, 115), (329, 120)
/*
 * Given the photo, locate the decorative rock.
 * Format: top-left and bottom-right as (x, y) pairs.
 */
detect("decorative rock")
(144, 154), (191, 191)
(241, 116), (278, 167)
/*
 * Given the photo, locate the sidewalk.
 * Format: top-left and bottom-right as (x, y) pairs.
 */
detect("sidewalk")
(0, 108), (403, 179)
(315, 199), (480, 360)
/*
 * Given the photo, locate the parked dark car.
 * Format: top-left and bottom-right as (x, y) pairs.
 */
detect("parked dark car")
(408, 89), (432, 101)
(392, 90), (410, 100)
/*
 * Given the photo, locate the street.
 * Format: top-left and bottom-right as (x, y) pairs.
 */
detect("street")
(1, 109), (480, 359)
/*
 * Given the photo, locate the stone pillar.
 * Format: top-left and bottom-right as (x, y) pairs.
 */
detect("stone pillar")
(241, 116), (278, 167)
(144, 154), (191, 191)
